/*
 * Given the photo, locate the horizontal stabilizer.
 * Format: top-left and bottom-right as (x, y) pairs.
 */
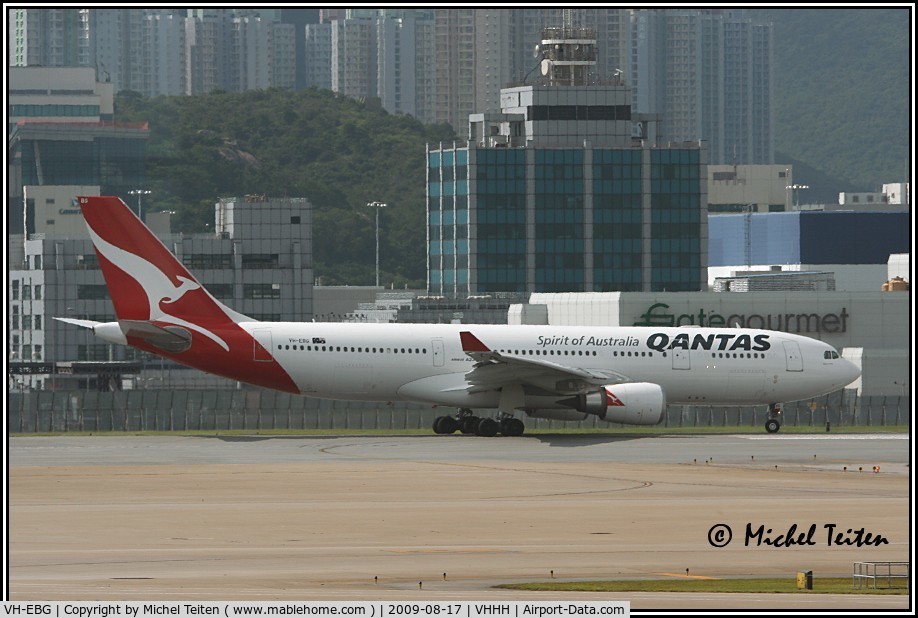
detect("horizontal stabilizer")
(53, 317), (100, 330)
(119, 320), (193, 354)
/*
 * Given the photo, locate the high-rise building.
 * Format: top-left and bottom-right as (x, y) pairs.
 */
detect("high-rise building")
(427, 26), (706, 297)
(631, 8), (773, 165)
(326, 7), (759, 149)
(13, 9), (775, 163)
(272, 21), (296, 90)
(79, 9), (187, 96)
(79, 8), (148, 94)
(376, 10), (436, 119)
(316, 10), (439, 121)
(280, 9), (320, 90)
(411, 12), (438, 125)
(185, 9), (295, 95)
(303, 21), (332, 91)
(143, 11), (186, 96)
(433, 9), (476, 132)
(185, 9), (233, 94)
(473, 9), (512, 118)
(8, 8), (83, 68)
(330, 13), (376, 100)
(229, 13), (295, 92)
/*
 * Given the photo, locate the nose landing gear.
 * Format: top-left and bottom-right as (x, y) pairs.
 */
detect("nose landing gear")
(765, 403), (782, 433)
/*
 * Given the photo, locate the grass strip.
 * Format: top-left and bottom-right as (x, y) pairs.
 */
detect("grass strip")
(497, 577), (908, 594)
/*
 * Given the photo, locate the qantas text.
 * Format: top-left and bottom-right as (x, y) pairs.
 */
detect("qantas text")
(646, 332), (771, 352)
(536, 333), (771, 352)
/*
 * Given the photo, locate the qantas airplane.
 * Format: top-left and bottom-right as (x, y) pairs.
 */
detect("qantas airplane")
(57, 196), (861, 436)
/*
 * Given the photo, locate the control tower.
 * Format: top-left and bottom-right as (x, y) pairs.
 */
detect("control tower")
(430, 12), (703, 297)
(538, 25), (598, 87)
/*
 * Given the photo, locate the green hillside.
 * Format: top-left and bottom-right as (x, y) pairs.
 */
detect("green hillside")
(115, 88), (456, 288)
(753, 7), (911, 199)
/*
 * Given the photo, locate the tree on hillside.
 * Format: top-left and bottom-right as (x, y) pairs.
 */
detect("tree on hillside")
(115, 89), (457, 287)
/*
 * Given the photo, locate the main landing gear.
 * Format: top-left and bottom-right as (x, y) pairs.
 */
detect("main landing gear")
(433, 409), (525, 437)
(765, 403), (782, 433)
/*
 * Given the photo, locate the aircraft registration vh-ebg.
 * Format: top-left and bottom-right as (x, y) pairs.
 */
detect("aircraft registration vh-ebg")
(58, 196), (861, 437)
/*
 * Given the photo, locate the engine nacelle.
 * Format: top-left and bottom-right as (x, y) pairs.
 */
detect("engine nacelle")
(566, 382), (665, 425)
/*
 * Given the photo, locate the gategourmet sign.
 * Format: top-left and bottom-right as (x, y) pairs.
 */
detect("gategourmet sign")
(633, 302), (849, 333)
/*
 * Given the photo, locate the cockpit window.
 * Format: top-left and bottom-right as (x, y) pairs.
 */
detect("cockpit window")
(824, 350), (840, 359)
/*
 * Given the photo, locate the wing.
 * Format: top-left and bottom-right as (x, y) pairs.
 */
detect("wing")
(459, 331), (632, 396)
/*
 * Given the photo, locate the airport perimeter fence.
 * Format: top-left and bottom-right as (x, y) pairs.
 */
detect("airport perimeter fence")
(6, 389), (909, 433)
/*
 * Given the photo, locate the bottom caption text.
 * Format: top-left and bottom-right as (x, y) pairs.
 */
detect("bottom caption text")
(3, 603), (629, 618)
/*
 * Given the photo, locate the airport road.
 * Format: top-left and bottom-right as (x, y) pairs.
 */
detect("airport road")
(7, 433), (911, 610)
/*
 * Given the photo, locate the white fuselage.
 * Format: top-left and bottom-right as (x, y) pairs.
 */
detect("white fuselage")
(239, 322), (860, 410)
(71, 195), (863, 431)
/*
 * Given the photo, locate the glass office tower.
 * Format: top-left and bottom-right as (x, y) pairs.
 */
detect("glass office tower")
(427, 25), (706, 296)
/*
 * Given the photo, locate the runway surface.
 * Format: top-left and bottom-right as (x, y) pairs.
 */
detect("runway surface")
(7, 433), (912, 610)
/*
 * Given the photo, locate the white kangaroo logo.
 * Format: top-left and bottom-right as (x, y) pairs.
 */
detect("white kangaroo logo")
(163, 276), (200, 305)
(87, 227), (231, 351)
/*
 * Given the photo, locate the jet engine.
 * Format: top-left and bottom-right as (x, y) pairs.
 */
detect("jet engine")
(562, 382), (665, 425)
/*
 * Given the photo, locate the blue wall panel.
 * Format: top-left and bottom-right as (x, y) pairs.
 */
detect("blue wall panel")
(709, 211), (908, 266)
(752, 214), (801, 265)
(799, 212), (909, 264)
(708, 213), (801, 266)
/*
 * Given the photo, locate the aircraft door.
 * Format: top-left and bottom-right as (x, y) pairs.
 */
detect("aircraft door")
(671, 347), (690, 370)
(783, 341), (803, 372)
(253, 328), (274, 362)
(432, 338), (445, 367)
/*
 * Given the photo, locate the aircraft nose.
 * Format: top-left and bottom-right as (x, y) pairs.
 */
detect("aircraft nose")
(841, 359), (861, 386)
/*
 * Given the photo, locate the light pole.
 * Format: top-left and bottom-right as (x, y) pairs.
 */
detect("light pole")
(129, 189), (152, 220)
(784, 168), (791, 210)
(785, 184), (809, 209)
(366, 201), (388, 287)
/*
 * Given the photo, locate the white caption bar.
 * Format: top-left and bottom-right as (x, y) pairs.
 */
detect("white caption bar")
(2, 603), (629, 618)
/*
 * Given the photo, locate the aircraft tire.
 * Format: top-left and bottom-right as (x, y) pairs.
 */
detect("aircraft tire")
(765, 419), (781, 434)
(438, 415), (459, 434)
(501, 418), (525, 437)
(460, 416), (480, 434)
(434, 416), (458, 434)
(476, 418), (499, 437)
